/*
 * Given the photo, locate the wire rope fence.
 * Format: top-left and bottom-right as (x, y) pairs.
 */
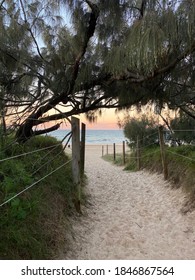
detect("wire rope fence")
(0, 117), (86, 214)
(0, 132), (72, 207)
(102, 127), (195, 180)
(166, 150), (195, 162)
(0, 160), (72, 207)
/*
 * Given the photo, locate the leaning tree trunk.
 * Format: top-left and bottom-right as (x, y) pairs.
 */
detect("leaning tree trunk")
(15, 119), (61, 143)
(15, 1), (99, 143)
(15, 117), (36, 143)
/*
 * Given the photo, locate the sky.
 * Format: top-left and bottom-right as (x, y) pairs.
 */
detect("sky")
(64, 105), (173, 130)
(40, 105), (163, 131)
(37, 104), (174, 132)
(60, 108), (126, 130)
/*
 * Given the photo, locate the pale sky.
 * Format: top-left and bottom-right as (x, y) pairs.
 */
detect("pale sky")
(38, 105), (167, 131)
(60, 108), (126, 130)
(81, 109), (122, 130)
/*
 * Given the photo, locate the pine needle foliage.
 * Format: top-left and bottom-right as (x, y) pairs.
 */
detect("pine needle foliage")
(0, 0), (194, 140)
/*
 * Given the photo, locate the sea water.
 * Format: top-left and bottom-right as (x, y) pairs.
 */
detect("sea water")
(48, 129), (126, 144)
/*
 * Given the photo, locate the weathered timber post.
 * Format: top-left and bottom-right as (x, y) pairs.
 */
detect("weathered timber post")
(113, 143), (116, 161)
(158, 126), (168, 180)
(102, 145), (104, 157)
(106, 144), (108, 155)
(136, 136), (141, 170)
(123, 141), (126, 165)
(71, 117), (81, 213)
(80, 122), (86, 177)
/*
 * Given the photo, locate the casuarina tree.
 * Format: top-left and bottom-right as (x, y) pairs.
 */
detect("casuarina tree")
(0, 1), (194, 142)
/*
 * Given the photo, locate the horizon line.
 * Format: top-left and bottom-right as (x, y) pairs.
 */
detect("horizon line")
(56, 128), (123, 131)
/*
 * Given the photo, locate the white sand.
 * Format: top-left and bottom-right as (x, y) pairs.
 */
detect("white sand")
(62, 145), (195, 260)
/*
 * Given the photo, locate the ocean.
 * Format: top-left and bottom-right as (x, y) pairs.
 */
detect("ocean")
(48, 129), (126, 144)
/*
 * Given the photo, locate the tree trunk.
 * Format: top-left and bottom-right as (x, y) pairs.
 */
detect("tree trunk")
(15, 119), (62, 143)
(2, 115), (6, 134)
(15, 1), (99, 143)
(15, 120), (34, 143)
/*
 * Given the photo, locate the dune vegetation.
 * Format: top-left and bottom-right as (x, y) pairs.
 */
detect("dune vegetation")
(0, 135), (75, 259)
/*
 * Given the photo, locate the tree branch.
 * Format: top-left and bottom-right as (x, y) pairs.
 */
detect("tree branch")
(33, 123), (61, 136)
(16, 2), (100, 142)
(117, 43), (195, 84)
(178, 106), (195, 120)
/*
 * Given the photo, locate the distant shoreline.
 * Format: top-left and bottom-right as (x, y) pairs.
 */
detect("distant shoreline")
(48, 129), (126, 145)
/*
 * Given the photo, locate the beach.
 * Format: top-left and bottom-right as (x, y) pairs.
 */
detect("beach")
(61, 144), (195, 259)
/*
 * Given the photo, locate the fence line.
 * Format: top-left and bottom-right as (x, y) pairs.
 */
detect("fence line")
(102, 143), (195, 161)
(102, 139), (161, 160)
(102, 145), (156, 159)
(31, 131), (72, 170)
(0, 143), (62, 163)
(0, 131), (73, 164)
(137, 128), (195, 172)
(102, 127), (194, 180)
(123, 149), (161, 159)
(171, 130), (195, 132)
(140, 149), (160, 158)
(0, 121), (86, 214)
(140, 141), (159, 150)
(138, 131), (158, 141)
(32, 133), (72, 176)
(0, 159), (72, 207)
(166, 150), (195, 162)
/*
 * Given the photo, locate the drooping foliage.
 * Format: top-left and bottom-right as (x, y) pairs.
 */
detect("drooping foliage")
(0, 0), (194, 141)
(170, 112), (195, 144)
(123, 114), (159, 148)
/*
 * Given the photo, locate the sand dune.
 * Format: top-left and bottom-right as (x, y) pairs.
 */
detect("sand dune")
(61, 145), (195, 260)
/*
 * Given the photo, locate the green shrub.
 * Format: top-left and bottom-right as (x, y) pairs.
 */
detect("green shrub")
(123, 115), (159, 148)
(0, 135), (74, 259)
(125, 145), (195, 194)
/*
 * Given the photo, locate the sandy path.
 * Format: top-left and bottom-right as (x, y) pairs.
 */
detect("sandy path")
(62, 145), (195, 260)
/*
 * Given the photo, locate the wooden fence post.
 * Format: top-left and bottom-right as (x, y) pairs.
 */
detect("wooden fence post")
(106, 144), (108, 155)
(136, 136), (141, 170)
(102, 146), (104, 157)
(158, 126), (168, 180)
(71, 117), (81, 213)
(113, 143), (116, 161)
(123, 141), (126, 165)
(80, 122), (86, 177)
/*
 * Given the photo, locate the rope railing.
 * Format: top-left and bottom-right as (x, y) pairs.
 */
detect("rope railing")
(166, 150), (195, 162)
(171, 130), (195, 132)
(122, 150), (160, 160)
(140, 140), (159, 150)
(0, 159), (72, 207)
(32, 133), (72, 176)
(136, 135), (194, 161)
(103, 127), (195, 175)
(0, 143), (62, 163)
(0, 131), (74, 207)
(31, 131), (72, 170)
(0, 117), (85, 218)
(0, 131), (72, 164)
(140, 149), (160, 158)
(137, 131), (159, 142)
